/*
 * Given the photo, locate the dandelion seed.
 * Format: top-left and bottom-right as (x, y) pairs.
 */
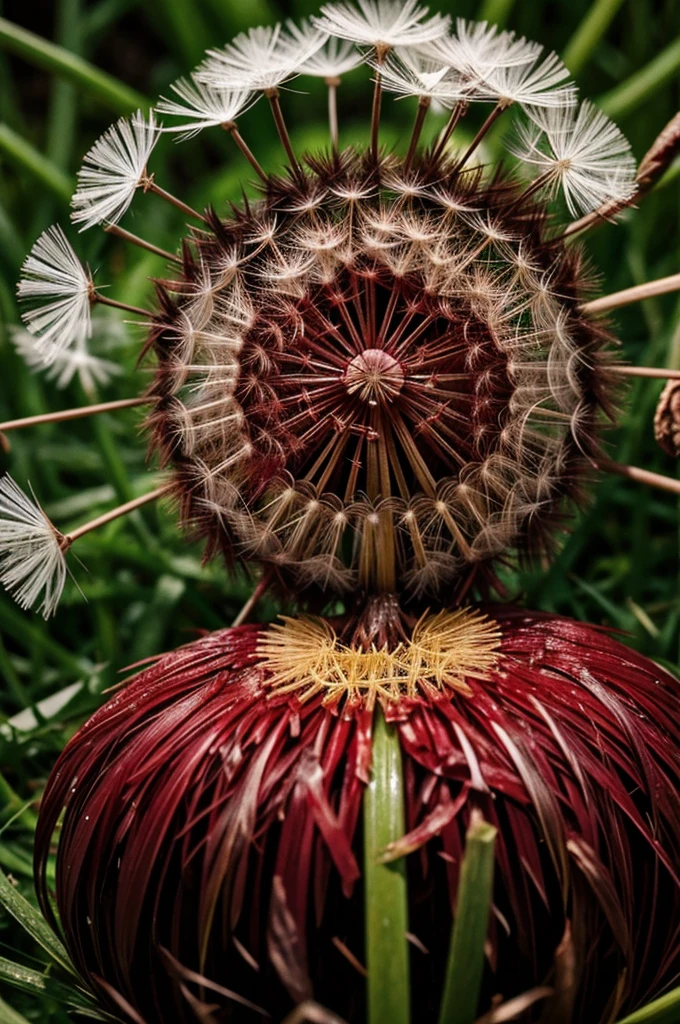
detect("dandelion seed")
(71, 111), (159, 231)
(17, 225), (93, 361)
(297, 29), (363, 78)
(512, 100), (638, 215)
(0, 475), (66, 619)
(479, 49), (575, 109)
(157, 77), (256, 140)
(374, 48), (465, 104)
(198, 24), (326, 93)
(10, 324), (121, 392)
(424, 19), (541, 89)
(313, 0), (449, 51)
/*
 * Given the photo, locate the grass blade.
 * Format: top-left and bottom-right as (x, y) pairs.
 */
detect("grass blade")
(478, 0), (517, 28)
(0, 124), (72, 202)
(438, 812), (497, 1024)
(0, 17), (147, 114)
(599, 37), (680, 119)
(0, 869), (74, 976)
(615, 987), (680, 1024)
(364, 709), (410, 1024)
(562, 0), (626, 76)
(0, 992), (31, 1024)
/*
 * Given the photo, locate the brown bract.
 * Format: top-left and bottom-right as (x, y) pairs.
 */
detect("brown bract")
(35, 609), (680, 1023)
(146, 149), (616, 600)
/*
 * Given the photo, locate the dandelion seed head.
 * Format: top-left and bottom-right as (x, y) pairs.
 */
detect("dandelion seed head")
(31, 3), (636, 599)
(314, 0), (450, 51)
(198, 23), (327, 93)
(17, 225), (93, 361)
(10, 324), (121, 392)
(71, 111), (159, 230)
(156, 77), (256, 140)
(512, 100), (638, 215)
(0, 475), (66, 619)
(148, 148), (613, 597)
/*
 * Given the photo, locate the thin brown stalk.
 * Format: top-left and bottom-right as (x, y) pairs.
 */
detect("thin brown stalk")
(143, 176), (208, 223)
(104, 223), (180, 263)
(403, 96), (431, 173)
(507, 168), (555, 210)
(581, 273), (680, 315)
(610, 365), (680, 380)
(455, 102), (506, 170)
(224, 124), (267, 181)
(0, 397), (147, 432)
(370, 48), (388, 160)
(432, 100), (467, 161)
(266, 89), (301, 176)
(62, 483), (173, 548)
(326, 76), (341, 154)
(558, 200), (627, 241)
(95, 293), (151, 318)
(232, 568), (275, 627)
(600, 460), (680, 496)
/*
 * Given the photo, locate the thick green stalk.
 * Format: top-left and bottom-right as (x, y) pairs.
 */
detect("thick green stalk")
(598, 37), (680, 119)
(562, 0), (626, 75)
(0, 125), (71, 202)
(478, 0), (516, 28)
(46, 0), (82, 170)
(438, 814), (497, 1024)
(615, 986), (680, 1023)
(0, 17), (147, 113)
(364, 709), (410, 1024)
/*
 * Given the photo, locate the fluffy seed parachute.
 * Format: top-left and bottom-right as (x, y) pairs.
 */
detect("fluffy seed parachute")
(3, 4), (679, 1024)
(35, 610), (680, 1023)
(9, 7), (680, 615)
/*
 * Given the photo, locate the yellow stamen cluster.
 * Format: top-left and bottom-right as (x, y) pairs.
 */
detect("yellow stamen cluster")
(258, 607), (502, 707)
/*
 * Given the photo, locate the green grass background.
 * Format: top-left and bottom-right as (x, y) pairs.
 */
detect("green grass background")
(0, 0), (678, 1018)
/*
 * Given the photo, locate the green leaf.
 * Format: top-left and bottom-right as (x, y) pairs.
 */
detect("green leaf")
(0, 955), (114, 1020)
(562, 0), (626, 76)
(363, 710), (410, 1024)
(0, 17), (148, 114)
(615, 987), (680, 1024)
(0, 956), (52, 996)
(0, 868), (75, 975)
(0, 124), (72, 202)
(438, 813), (497, 1024)
(598, 36), (680, 119)
(0, 992), (31, 1024)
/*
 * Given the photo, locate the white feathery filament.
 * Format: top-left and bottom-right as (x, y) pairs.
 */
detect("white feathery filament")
(0, 475), (67, 619)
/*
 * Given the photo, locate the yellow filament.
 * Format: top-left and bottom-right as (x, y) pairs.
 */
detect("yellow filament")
(258, 608), (502, 709)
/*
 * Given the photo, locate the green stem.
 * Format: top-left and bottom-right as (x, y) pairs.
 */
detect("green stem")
(478, 0), (516, 28)
(438, 813), (497, 1024)
(0, 124), (71, 202)
(598, 36), (680, 119)
(364, 709), (410, 1024)
(46, 0), (82, 170)
(562, 0), (626, 76)
(0, 17), (147, 114)
(614, 985), (680, 1023)
(0, 774), (37, 832)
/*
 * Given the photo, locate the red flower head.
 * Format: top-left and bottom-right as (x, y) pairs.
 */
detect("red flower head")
(35, 606), (680, 1022)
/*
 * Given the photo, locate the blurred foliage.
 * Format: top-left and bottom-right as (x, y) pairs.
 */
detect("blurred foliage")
(0, 0), (678, 1018)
